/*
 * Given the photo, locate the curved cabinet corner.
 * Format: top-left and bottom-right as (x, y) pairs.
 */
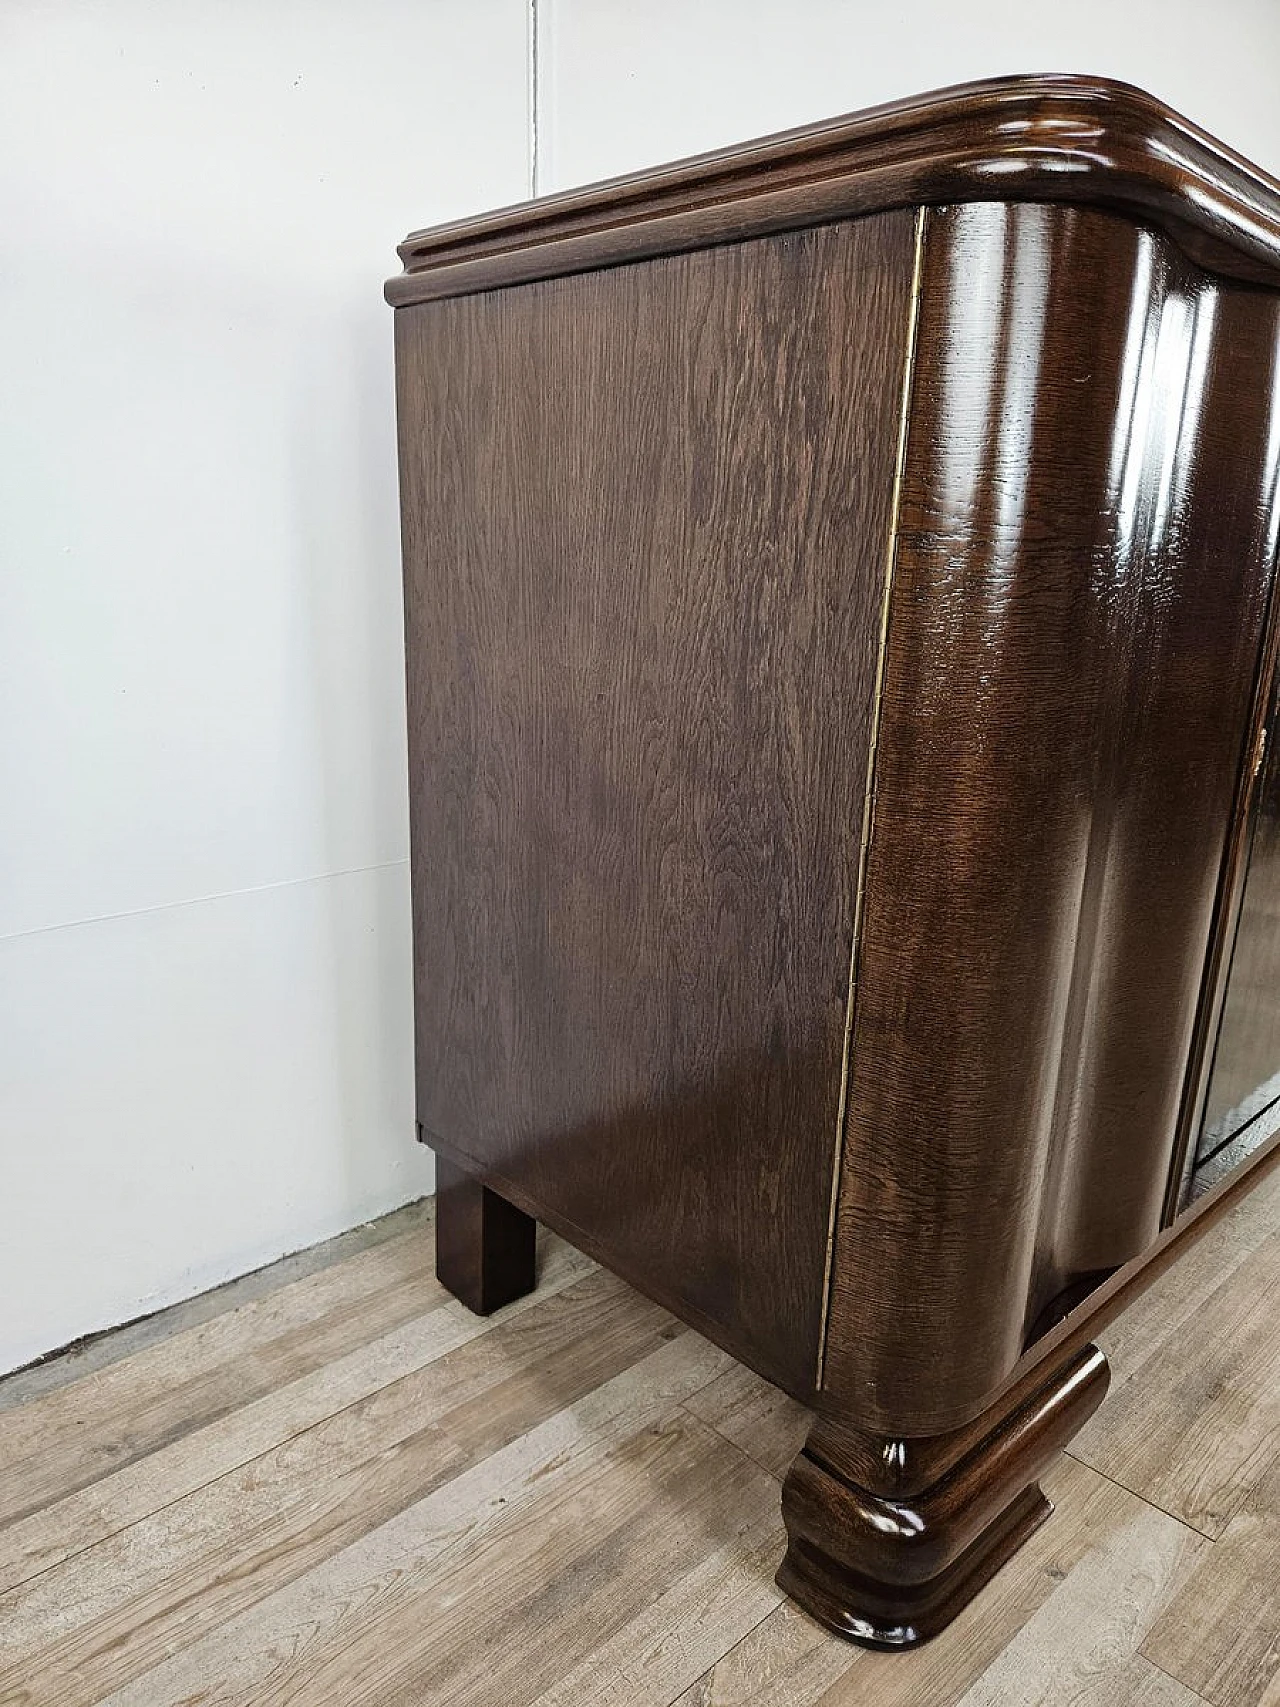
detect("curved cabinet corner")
(823, 199), (1280, 1436)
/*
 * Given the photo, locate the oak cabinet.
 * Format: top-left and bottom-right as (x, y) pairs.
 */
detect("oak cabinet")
(388, 76), (1280, 1645)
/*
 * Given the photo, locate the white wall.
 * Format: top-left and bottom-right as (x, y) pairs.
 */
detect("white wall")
(3, 0), (1278, 1375)
(535, 1), (1280, 191)
(0, 0), (531, 1373)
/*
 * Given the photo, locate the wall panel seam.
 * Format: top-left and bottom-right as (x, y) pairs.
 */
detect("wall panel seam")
(0, 859), (410, 948)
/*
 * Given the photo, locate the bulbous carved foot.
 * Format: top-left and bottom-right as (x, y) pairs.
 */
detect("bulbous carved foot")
(777, 1343), (1110, 1648)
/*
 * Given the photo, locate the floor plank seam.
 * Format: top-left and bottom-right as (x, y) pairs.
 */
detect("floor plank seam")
(1139, 1646), (1221, 1707)
(1061, 1448), (1223, 1542)
(674, 1403), (792, 1485)
(655, 1599), (789, 1707)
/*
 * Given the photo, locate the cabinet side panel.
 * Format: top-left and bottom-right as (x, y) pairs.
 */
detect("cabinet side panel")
(395, 213), (918, 1396)
(824, 201), (1280, 1434)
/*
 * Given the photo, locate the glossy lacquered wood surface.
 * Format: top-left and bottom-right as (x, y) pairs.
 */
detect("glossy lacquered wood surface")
(386, 75), (1280, 308)
(396, 214), (918, 1397)
(822, 200), (1280, 1436)
(779, 1345), (1110, 1648)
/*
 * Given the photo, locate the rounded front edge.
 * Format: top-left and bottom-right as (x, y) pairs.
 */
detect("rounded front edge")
(821, 197), (1280, 1436)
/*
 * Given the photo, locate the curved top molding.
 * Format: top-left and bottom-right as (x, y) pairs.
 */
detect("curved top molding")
(385, 74), (1280, 306)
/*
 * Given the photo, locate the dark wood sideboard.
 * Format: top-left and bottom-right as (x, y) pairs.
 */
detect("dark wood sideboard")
(386, 75), (1280, 1647)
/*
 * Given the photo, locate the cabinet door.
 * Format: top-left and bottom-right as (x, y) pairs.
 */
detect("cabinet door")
(1198, 710), (1280, 1179)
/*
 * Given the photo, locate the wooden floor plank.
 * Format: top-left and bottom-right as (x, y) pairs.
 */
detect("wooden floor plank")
(682, 1362), (812, 1480)
(676, 1457), (1205, 1707)
(0, 1178), (1277, 1707)
(524, 1498), (783, 1707)
(0, 1198), (436, 1414)
(670, 1599), (854, 1706)
(0, 1293), (469, 1598)
(0, 1223), (443, 1527)
(377, 1417), (776, 1707)
(1142, 1446), (1280, 1707)
(1071, 1231), (1280, 1536)
(91, 1330), (731, 1707)
(0, 1232), (593, 1594)
(0, 1271), (676, 1707)
(945, 1495), (1205, 1706)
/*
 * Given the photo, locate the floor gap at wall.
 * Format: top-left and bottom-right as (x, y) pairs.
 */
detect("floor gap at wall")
(0, 1198), (436, 1410)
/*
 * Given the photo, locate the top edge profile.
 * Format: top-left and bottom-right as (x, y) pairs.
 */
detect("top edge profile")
(385, 73), (1280, 307)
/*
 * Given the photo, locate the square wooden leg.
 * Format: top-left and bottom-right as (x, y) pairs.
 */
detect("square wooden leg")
(434, 1155), (537, 1316)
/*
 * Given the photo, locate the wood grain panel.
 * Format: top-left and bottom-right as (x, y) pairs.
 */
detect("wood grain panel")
(395, 213), (918, 1396)
(823, 200), (1280, 1435)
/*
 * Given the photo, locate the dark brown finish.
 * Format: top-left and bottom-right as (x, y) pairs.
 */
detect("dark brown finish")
(396, 214), (918, 1396)
(386, 75), (1280, 309)
(1200, 700), (1280, 1149)
(1164, 609), (1280, 1218)
(998, 1111), (1280, 1401)
(821, 199), (1280, 1437)
(433, 1156), (536, 1316)
(778, 1345), (1110, 1648)
(391, 77), (1280, 1647)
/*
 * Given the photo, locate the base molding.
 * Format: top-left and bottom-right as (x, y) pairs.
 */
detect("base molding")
(778, 1480), (1051, 1648)
(777, 1343), (1110, 1647)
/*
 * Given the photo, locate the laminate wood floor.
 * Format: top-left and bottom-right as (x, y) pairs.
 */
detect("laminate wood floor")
(3, 1169), (1280, 1707)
